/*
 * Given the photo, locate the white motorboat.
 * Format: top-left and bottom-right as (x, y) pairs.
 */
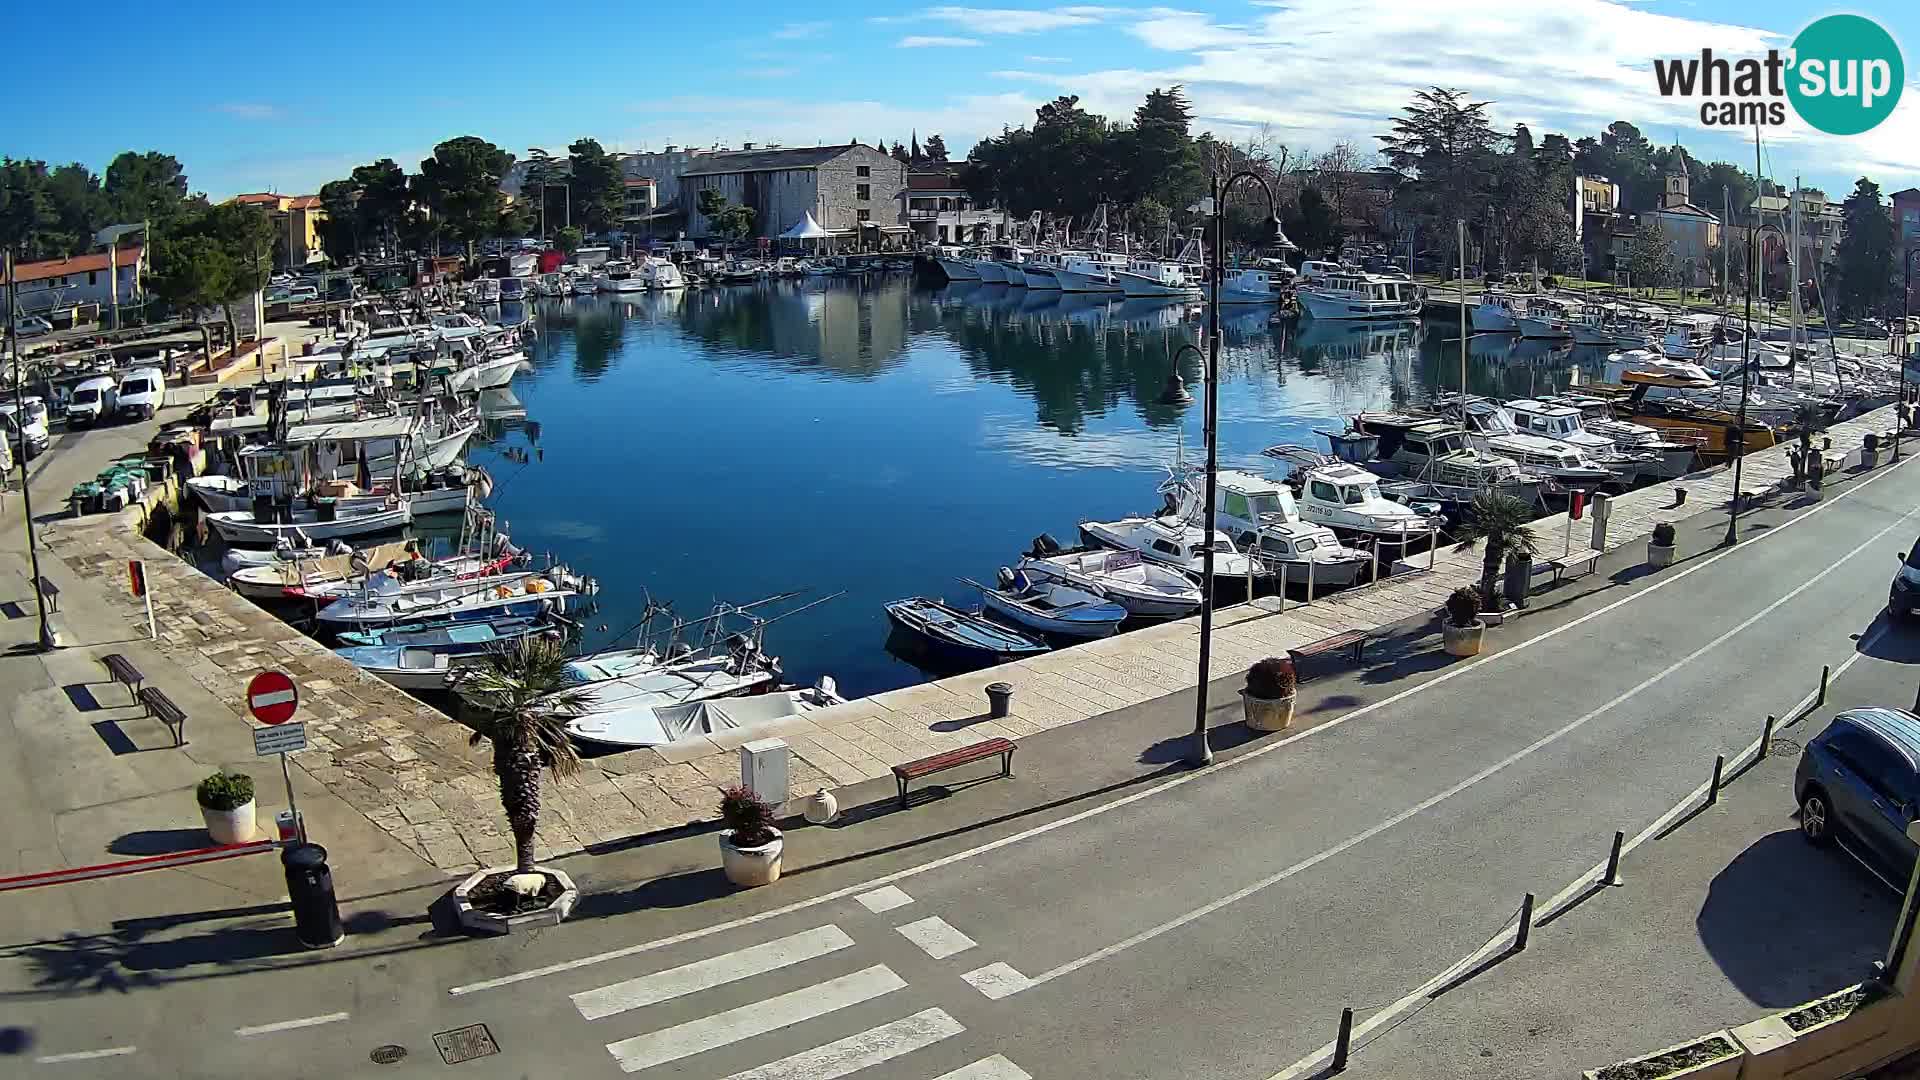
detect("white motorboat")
(977, 568), (1128, 639)
(1535, 393), (1703, 479)
(572, 276), (600, 296)
(1261, 447), (1444, 550)
(565, 679), (843, 749)
(1015, 537), (1202, 618)
(1051, 252), (1129, 293)
(469, 278), (501, 304)
(279, 552), (515, 603)
(1336, 414), (1549, 508)
(208, 500), (413, 546)
(1207, 268), (1287, 305)
(933, 246), (983, 282)
(497, 277), (527, 303)
(446, 350), (523, 393)
(1472, 292), (1524, 333)
(1160, 467), (1370, 587)
(332, 645), (486, 691)
(1516, 297), (1574, 340)
(1503, 398), (1665, 485)
(597, 260), (648, 293)
(1022, 251), (1066, 290)
(1440, 397), (1617, 489)
(641, 256), (686, 290)
(1114, 257), (1202, 299)
(1078, 515), (1267, 586)
(1295, 272), (1422, 320)
(315, 572), (574, 629)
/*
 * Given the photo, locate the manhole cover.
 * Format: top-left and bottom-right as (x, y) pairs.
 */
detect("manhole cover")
(369, 1045), (408, 1065)
(434, 1024), (499, 1065)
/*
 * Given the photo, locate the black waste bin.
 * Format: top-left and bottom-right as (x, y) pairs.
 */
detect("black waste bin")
(986, 682), (1014, 719)
(1503, 551), (1533, 609)
(282, 843), (344, 949)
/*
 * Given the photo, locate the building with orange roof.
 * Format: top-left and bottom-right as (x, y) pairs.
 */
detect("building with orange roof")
(226, 192), (330, 269)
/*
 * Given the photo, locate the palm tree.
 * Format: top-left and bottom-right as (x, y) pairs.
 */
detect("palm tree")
(454, 637), (590, 873)
(1789, 401), (1828, 487)
(1453, 492), (1540, 612)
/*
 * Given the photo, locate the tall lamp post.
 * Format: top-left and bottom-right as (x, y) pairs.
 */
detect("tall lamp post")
(4, 251), (56, 651)
(1723, 230), (1757, 547)
(1185, 169), (1293, 768)
(1899, 249), (1918, 462)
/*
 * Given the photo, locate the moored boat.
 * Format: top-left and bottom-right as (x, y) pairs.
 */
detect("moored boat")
(976, 568), (1128, 639)
(883, 596), (1048, 667)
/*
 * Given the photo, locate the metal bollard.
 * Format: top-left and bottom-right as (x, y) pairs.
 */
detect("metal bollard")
(282, 843), (344, 949)
(1708, 754), (1726, 805)
(1515, 893), (1535, 951)
(1818, 664), (1830, 708)
(1602, 830), (1625, 887)
(1307, 558), (1316, 605)
(986, 682), (1013, 720)
(1427, 525), (1438, 570)
(1760, 715), (1776, 759)
(1331, 1007), (1354, 1073)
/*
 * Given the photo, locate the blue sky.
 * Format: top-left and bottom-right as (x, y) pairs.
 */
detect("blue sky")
(6, 1), (1916, 201)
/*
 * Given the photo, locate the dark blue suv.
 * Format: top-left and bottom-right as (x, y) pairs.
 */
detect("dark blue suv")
(1796, 708), (1920, 883)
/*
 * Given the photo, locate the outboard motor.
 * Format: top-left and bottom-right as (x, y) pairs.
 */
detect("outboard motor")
(996, 566), (1017, 589)
(1027, 533), (1061, 557)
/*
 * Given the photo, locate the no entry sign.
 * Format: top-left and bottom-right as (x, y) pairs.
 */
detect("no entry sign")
(247, 671), (299, 725)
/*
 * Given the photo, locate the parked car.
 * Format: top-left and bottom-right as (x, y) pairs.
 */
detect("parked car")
(15, 315), (54, 338)
(0, 396), (52, 458)
(1795, 707), (1920, 882)
(1888, 541), (1920, 621)
(66, 374), (120, 427)
(116, 366), (166, 421)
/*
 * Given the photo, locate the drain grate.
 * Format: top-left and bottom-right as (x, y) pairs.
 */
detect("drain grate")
(369, 1045), (408, 1065)
(434, 1024), (499, 1065)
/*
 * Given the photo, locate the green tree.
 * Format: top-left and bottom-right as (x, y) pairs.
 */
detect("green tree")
(0, 159), (60, 260)
(350, 158), (411, 254)
(1121, 86), (1203, 216)
(453, 637), (589, 874)
(317, 179), (360, 261)
(890, 141), (910, 164)
(697, 189), (756, 241)
(923, 133), (950, 163)
(1290, 186), (1340, 255)
(566, 138), (623, 235)
(1378, 87), (1504, 275)
(151, 202), (274, 335)
(148, 232), (235, 325)
(1692, 161), (1756, 222)
(1627, 218), (1675, 292)
(553, 226), (583, 256)
(1833, 177), (1895, 319)
(103, 151), (190, 229)
(415, 136), (515, 260)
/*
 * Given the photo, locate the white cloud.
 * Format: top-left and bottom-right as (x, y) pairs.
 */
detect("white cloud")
(772, 21), (830, 40)
(899, 35), (986, 48)
(214, 103), (284, 120)
(883, 5), (1121, 35)
(1025, 55), (1073, 63)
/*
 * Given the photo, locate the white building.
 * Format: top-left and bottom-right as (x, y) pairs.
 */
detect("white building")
(10, 245), (145, 316)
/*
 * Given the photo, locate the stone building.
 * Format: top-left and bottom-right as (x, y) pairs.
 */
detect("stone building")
(1643, 154), (1720, 287)
(680, 144), (907, 243)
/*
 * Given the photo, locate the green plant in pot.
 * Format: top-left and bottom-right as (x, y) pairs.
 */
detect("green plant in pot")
(1442, 586), (1485, 657)
(196, 771), (257, 844)
(1648, 521), (1677, 569)
(718, 785), (784, 887)
(1452, 493), (1538, 615)
(1241, 656), (1298, 733)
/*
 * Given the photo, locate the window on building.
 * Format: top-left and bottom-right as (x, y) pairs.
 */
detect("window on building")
(89, 271), (98, 285)
(857, 184), (871, 201)
(856, 165), (871, 178)
(857, 209), (871, 222)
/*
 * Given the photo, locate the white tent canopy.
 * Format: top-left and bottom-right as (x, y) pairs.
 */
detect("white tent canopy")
(780, 212), (831, 239)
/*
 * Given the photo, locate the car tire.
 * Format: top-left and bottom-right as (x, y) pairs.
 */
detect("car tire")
(1799, 786), (1834, 847)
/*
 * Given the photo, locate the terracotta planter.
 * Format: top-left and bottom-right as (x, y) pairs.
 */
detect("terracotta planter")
(720, 829), (784, 887)
(1442, 622), (1484, 657)
(201, 799), (257, 844)
(1648, 542), (1676, 568)
(1241, 691), (1297, 732)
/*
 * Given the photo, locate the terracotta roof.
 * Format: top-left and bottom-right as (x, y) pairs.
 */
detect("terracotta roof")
(908, 172), (963, 191)
(286, 195), (322, 210)
(12, 246), (144, 284)
(231, 192), (283, 206)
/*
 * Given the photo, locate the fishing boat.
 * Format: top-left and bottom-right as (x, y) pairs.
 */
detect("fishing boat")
(1341, 414), (1550, 508)
(1078, 515), (1268, 588)
(332, 646), (485, 691)
(1049, 252), (1128, 293)
(314, 573), (575, 629)
(1114, 257), (1202, 298)
(1534, 392), (1704, 478)
(1472, 292), (1525, 333)
(1294, 272), (1422, 320)
(1261, 447), (1444, 551)
(976, 569), (1128, 639)
(883, 597), (1049, 667)
(281, 551), (518, 602)
(207, 499), (413, 546)
(565, 680), (845, 749)
(334, 616), (549, 652)
(1159, 467), (1370, 587)
(1435, 397), (1618, 489)
(1207, 268), (1287, 305)
(1015, 536), (1203, 618)
(1516, 297), (1574, 339)
(224, 540), (416, 600)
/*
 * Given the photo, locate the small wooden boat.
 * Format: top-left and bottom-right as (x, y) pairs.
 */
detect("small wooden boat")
(333, 616), (548, 653)
(976, 569), (1128, 639)
(567, 681), (844, 749)
(332, 645), (485, 690)
(882, 597), (1048, 667)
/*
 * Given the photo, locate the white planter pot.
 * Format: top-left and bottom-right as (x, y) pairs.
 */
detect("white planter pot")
(201, 799), (257, 844)
(1442, 623), (1484, 657)
(720, 829), (784, 887)
(1241, 691), (1297, 732)
(1647, 542), (1676, 568)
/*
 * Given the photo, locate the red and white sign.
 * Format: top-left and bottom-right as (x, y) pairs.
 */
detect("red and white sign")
(247, 670), (299, 725)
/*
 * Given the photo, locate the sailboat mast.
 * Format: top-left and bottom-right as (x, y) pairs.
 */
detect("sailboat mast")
(1457, 219), (1468, 395)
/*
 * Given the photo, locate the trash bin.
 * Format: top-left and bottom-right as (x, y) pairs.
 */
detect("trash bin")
(282, 843), (343, 949)
(1503, 551), (1533, 609)
(986, 682), (1014, 719)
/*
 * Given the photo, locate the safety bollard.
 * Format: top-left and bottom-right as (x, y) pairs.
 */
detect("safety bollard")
(1760, 715), (1776, 759)
(1602, 830), (1625, 887)
(283, 843), (344, 949)
(1707, 754), (1726, 806)
(1515, 893), (1535, 951)
(1307, 558), (1316, 605)
(1331, 1007), (1354, 1073)
(1427, 525), (1438, 571)
(1818, 665), (1830, 708)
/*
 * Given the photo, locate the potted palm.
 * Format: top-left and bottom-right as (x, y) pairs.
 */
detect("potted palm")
(1648, 521), (1677, 568)
(197, 771), (257, 844)
(1453, 492), (1539, 615)
(719, 786), (783, 887)
(1241, 657), (1298, 732)
(447, 637), (588, 931)
(1443, 586), (1485, 656)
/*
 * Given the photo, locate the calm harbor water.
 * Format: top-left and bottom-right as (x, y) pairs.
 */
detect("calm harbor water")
(468, 279), (1608, 699)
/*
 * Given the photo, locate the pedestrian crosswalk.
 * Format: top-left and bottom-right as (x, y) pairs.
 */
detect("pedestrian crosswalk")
(567, 906), (1033, 1078)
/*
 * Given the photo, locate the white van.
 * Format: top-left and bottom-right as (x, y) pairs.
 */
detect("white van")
(1297, 260), (1346, 284)
(0, 396), (51, 458)
(67, 375), (119, 427)
(116, 367), (166, 421)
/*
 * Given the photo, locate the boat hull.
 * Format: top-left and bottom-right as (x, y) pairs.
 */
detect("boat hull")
(1051, 267), (1122, 293)
(883, 599), (1047, 666)
(1296, 291), (1421, 320)
(209, 505), (411, 545)
(974, 261), (1008, 284)
(935, 258), (980, 282)
(1116, 271), (1200, 299)
(979, 591), (1125, 640)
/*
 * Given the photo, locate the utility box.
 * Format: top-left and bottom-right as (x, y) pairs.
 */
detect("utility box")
(741, 738), (790, 806)
(1589, 492), (1611, 551)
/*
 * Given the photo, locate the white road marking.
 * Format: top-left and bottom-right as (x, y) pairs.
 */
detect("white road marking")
(895, 915), (977, 959)
(854, 885), (914, 913)
(573, 926), (855, 1021)
(447, 452), (1915, 998)
(935, 1056), (1036, 1080)
(1016, 499), (1920, 994)
(960, 962), (1033, 1000)
(35, 1047), (137, 1063)
(234, 1012), (350, 1037)
(605, 964), (906, 1074)
(718, 1007), (963, 1080)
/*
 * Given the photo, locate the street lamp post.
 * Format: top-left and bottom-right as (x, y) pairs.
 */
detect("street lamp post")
(1724, 229), (1757, 547)
(4, 250), (56, 650)
(1187, 169), (1293, 769)
(1899, 250), (1918, 462)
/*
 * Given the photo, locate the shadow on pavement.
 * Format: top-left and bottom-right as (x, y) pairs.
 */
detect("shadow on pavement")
(1857, 612), (1920, 664)
(0, 1026), (31, 1055)
(1696, 830), (1899, 1008)
(108, 829), (213, 856)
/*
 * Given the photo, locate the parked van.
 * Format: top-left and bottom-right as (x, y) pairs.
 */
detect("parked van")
(67, 375), (119, 427)
(0, 396), (52, 458)
(116, 367), (165, 421)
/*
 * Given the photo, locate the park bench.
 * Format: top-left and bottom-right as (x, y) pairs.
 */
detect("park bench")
(35, 576), (59, 613)
(893, 737), (1015, 809)
(1542, 548), (1603, 584)
(136, 686), (187, 747)
(100, 653), (145, 702)
(1286, 630), (1372, 679)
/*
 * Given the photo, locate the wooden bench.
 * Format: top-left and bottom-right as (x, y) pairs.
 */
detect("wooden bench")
(100, 653), (145, 702)
(1286, 630), (1372, 678)
(35, 576), (59, 613)
(136, 686), (188, 747)
(893, 738), (1015, 809)
(1543, 548), (1603, 584)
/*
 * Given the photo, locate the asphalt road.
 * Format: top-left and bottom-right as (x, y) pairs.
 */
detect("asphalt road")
(8, 454), (1920, 1079)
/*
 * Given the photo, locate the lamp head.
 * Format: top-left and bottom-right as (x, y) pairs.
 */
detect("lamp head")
(1271, 216), (1297, 251)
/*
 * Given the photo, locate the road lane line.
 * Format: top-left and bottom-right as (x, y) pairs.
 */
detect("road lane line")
(234, 1012), (350, 1037)
(960, 962), (1033, 999)
(854, 886), (914, 913)
(573, 925), (855, 1021)
(934, 1056), (1036, 1080)
(894, 915), (977, 959)
(448, 454), (1916, 997)
(35, 1047), (137, 1063)
(1017, 501), (1919, 993)
(719, 1007), (963, 1080)
(605, 964), (906, 1073)
(1267, 619), (1895, 1080)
